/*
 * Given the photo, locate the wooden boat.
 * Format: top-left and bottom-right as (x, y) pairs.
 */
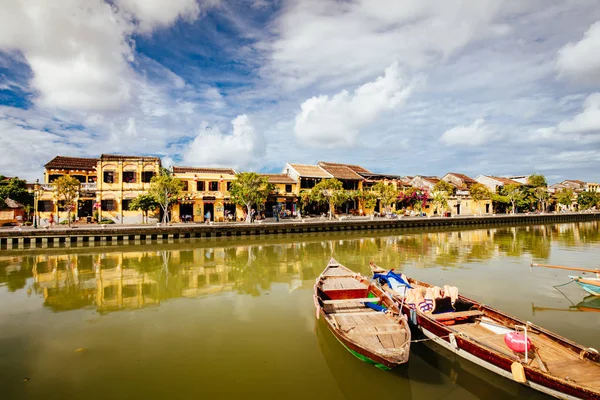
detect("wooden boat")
(371, 264), (600, 399)
(313, 258), (411, 370)
(531, 263), (600, 297)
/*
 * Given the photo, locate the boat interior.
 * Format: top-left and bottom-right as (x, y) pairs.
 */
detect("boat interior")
(318, 265), (409, 360)
(404, 279), (600, 393)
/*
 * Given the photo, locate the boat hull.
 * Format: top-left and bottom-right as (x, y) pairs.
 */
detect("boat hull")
(570, 276), (600, 296)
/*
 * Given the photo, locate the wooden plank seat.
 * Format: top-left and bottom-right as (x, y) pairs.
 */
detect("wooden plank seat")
(431, 310), (484, 321)
(322, 297), (381, 305)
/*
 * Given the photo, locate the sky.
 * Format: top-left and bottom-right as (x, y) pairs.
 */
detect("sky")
(1, 0), (600, 183)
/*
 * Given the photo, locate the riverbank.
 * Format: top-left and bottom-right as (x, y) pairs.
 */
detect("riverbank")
(1, 211), (599, 249)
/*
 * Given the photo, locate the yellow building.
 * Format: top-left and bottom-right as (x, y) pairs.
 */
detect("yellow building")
(96, 154), (161, 223)
(40, 156), (99, 223)
(261, 174), (299, 217)
(171, 166), (241, 222)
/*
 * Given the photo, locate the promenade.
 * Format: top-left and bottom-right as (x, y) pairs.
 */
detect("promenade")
(1, 211), (598, 250)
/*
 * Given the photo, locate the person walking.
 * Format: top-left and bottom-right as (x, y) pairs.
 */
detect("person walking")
(204, 210), (211, 224)
(250, 208), (256, 223)
(48, 213), (55, 228)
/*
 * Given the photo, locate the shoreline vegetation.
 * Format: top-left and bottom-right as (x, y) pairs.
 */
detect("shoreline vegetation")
(1, 211), (598, 249)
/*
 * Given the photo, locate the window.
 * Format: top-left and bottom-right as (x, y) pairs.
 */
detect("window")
(38, 200), (54, 212)
(123, 171), (136, 183)
(227, 181), (232, 191)
(285, 184), (292, 193)
(72, 175), (86, 183)
(122, 199), (132, 211)
(49, 174), (62, 182)
(104, 171), (115, 184)
(88, 176), (97, 183)
(101, 199), (116, 211)
(197, 181), (205, 191)
(300, 178), (319, 189)
(343, 181), (358, 190)
(209, 181), (219, 191)
(141, 171), (154, 183)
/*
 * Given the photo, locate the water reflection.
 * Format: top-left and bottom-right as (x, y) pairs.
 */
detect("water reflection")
(1, 221), (599, 314)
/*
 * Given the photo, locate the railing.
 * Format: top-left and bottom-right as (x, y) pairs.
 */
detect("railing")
(81, 183), (97, 191)
(39, 183), (97, 191)
(40, 184), (54, 191)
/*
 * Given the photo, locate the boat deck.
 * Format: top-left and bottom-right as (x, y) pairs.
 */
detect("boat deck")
(451, 321), (600, 391)
(325, 299), (408, 358)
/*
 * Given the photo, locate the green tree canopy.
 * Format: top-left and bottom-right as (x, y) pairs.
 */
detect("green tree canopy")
(129, 194), (159, 223)
(533, 186), (550, 212)
(0, 176), (33, 209)
(577, 191), (599, 210)
(309, 178), (348, 219)
(527, 174), (547, 188)
(431, 190), (448, 215)
(503, 184), (525, 214)
(229, 172), (273, 223)
(148, 168), (185, 223)
(54, 175), (81, 226)
(556, 188), (574, 209)
(372, 181), (399, 214)
(469, 183), (492, 214)
(433, 180), (455, 196)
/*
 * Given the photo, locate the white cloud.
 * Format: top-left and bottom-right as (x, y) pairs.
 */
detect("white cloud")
(182, 115), (265, 169)
(0, 0), (209, 112)
(557, 93), (600, 133)
(440, 118), (495, 146)
(265, 0), (522, 90)
(115, 0), (203, 33)
(557, 21), (600, 83)
(293, 62), (412, 147)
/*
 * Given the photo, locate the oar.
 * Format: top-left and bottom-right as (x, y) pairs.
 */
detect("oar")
(530, 263), (600, 275)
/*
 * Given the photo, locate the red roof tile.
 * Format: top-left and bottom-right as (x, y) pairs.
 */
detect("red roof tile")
(318, 162), (365, 180)
(446, 172), (477, 184)
(260, 174), (297, 184)
(100, 154), (161, 162)
(289, 164), (332, 178)
(44, 156), (98, 171)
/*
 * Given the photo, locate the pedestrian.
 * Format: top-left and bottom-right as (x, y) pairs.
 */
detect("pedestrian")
(48, 213), (55, 228)
(250, 208), (256, 223)
(204, 210), (211, 224)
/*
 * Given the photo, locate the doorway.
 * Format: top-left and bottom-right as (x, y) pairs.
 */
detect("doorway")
(204, 203), (214, 221)
(180, 204), (193, 222)
(78, 200), (93, 217)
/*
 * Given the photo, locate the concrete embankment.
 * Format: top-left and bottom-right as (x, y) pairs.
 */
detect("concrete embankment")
(1, 212), (598, 250)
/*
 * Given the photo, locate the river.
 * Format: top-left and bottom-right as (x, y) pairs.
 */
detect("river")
(1, 221), (599, 399)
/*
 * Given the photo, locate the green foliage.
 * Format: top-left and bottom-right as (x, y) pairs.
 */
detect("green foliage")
(577, 191), (599, 210)
(309, 179), (348, 218)
(0, 176), (33, 208)
(129, 194), (159, 223)
(431, 190), (448, 215)
(527, 174), (547, 188)
(99, 219), (115, 224)
(229, 172), (273, 223)
(556, 188), (574, 208)
(532, 186), (550, 212)
(372, 182), (399, 212)
(433, 180), (455, 196)
(148, 168), (185, 223)
(358, 190), (378, 209)
(503, 184), (525, 214)
(469, 183), (492, 214)
(54, 175), (81, 226)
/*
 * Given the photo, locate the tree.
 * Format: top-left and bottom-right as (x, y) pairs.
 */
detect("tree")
(556, 188), (574, 210)
(431, 190), (448, 216)
(527, 174), (547, 188)
(0, 176), (33, 209)
(229, 172), (273, 223)
(504, 184), (524, 214)
(129, 194), (159, 223)
(433, 180), (456, 196)
(54, 175), (81, 227)
(357, 190), (377, 214)
(148, 169), (185, 224)
(533, 186), (550, 212)
(577, 191), (599, 210)
(309, 178), (348, 219)
(372, 181), (399, 215)
(469, 183), (492, 214)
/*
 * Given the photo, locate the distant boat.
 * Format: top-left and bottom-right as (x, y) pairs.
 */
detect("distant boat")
(532, 295), (600, 314)
(371, 263), (600, 399)
(313, 258), (410, 370)
(531, 263), (600, 297)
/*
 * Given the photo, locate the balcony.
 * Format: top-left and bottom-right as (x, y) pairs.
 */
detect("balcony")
(81, 183), (97, 191)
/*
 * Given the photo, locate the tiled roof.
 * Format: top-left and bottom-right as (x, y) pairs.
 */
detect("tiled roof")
(288, 164), (332, 178)
(421, 176), (440, 184)
(100, 154), (161, 162)
(260, 174), (297, 184)
(447, 172), (477, 184)
(318, 161), (371, 174)
(172, 166), (236, 175)
(317, 162), (364, 180)
(490, 176), (521, 185)
(45, 156), (98, 170)
(563, 180), (586, 186)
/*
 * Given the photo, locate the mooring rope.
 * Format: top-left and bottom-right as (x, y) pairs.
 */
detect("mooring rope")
(553, 279), (576, 288)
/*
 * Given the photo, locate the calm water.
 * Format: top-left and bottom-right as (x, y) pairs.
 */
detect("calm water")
(1, 222), (599, 399)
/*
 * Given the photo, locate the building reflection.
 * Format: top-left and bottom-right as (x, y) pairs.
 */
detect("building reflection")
(0, 221), (598, 313)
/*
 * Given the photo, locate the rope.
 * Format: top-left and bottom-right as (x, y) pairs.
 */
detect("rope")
(553, 279), (576, 288)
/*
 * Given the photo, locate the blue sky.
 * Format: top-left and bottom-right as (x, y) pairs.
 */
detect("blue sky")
(1, 0), (600, 183)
